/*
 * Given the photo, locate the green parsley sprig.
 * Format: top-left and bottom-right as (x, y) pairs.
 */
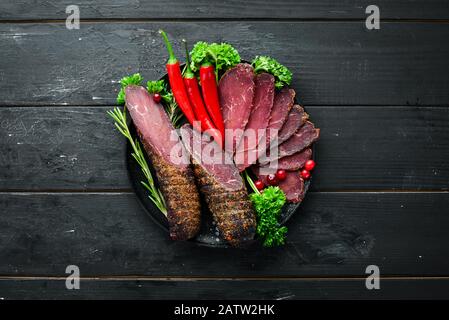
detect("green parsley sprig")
(116, 73), (143, 105)
(244, 171), (288, 247)
(252, 56), (292, 89)
(190, 41), (241, 80)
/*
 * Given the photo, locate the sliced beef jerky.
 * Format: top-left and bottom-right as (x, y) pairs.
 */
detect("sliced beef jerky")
(278, 121), (320, 158)
(234, 73), (275, 172)
(255, 87), (296, 162)
(277, 105), (309, 145)
(219, 63), (255, 154)
(266, 87), (296, 143)
(260, 148), (312, 172)
(277, 172), (305, 203)
(260, 121), (319, 164)
(253, 167), (305, 203)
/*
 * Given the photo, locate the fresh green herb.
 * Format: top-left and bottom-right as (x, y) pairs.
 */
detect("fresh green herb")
(244, 171), (288, 247)
(147, 80), (184, 128)
(190, 41), (240, 79)
(189, 41), (209, 71)
(116, 73), (144, 104)
(146, 79), (165, 94)
(107, 107), (167, 215)
(252, 56), (292, 89)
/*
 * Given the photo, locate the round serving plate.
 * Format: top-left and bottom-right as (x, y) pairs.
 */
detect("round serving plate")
(126, 64), (314, 248)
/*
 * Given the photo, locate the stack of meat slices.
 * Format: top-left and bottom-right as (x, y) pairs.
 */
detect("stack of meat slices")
(219, 63), (320, 203)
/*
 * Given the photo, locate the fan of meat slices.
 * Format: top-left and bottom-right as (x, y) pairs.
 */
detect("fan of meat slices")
(108, 30), (320, 248)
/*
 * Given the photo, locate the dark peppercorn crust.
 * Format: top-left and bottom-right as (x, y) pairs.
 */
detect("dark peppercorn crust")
(138, 130), (201, 240)
(191, 161), (256, 247)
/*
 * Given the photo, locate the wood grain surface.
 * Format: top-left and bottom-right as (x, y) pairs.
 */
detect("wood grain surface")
(1, 0), (448, 20)
(0, 0), (448, 300)
(1, 22), (449, 106)
(1, 106), (447, 191)
(1, 278), (449, 300)
(0, 192), (448, 277)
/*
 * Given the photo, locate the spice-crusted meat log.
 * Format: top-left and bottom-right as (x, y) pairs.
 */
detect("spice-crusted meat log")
(125, 85), (201, 240)
(180, 125), (256, 246)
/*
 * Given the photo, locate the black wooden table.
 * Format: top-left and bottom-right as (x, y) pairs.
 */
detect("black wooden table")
(1, 1), (449, 300)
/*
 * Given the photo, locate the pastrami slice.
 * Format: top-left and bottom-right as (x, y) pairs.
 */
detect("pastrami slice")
(253, 167), (305, 203)
(277, 121), (320, 159)
(234, 72), (275, 172)
(277, 173), (305, 203)
(260, 121), (319, 164)
(277, 105), (309, 145)
(219, 63), (255, 154)
(261, 148), (312, 172)
(255, 87), (296, 162)
(267, 87), (296, 141)
(236, 73), (275, 153)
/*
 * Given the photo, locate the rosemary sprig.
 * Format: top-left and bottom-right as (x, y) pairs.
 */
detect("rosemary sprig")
(243, 170), (261, 194)
(163, 91), (184, 128)
(107, 107), (167, 215)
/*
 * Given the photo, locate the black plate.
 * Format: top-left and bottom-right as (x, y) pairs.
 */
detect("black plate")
(126, 65), (313, 248)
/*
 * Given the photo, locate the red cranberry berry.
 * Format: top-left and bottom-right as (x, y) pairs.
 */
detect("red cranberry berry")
(266, 174), (278, 186)
(300, 169), (311, 180)
(304, 160), (316, 171)
(275, 169), (287, 181)
(153, 93), (162, 103)
(254, 180), (265, 191)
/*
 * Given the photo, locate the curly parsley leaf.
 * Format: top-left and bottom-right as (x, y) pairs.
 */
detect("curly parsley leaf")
(249, 184), (288, 247)
(116, 73), (144, 105)
(146, 79), (165, 95)
(190, 41), (240, 77)
(252, 56), (292, 89)
(190, 41), (210, 72)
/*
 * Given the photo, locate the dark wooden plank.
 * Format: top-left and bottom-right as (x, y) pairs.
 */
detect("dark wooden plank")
(1, 1), (448, 20)
(1, 277), (449, 299)
(1, 106), (448, 191)
(310, 106), (449, 191)
(1, 22), (449, 106)
(0, 192), (448, 277)
(0, 107), (129, 190)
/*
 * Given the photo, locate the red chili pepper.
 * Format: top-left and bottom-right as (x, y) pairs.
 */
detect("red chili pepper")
(182, 40), (223, 147)
(199, 64), (225, 141)
(159, 30), (196, 125)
